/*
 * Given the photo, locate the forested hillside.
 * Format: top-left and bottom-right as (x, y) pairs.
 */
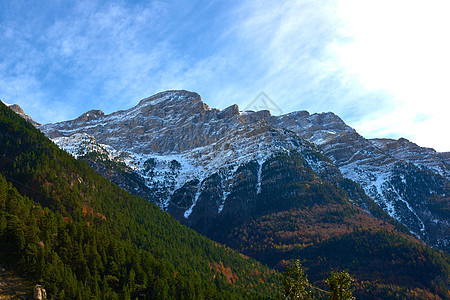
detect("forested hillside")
(0, 102), (280, 299)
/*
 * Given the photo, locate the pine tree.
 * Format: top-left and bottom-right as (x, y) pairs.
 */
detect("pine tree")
(325, 270), (355, 300)
(282, 259), (311, 300)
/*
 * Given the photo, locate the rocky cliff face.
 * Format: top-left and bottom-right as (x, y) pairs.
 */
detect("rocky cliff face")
(370, 137), (450, 179)
(42, 91), (242, 154)
(36, 90), (449, 250)
(2, 102), (41, 127)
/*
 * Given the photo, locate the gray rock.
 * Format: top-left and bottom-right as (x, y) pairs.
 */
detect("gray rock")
(33, 284), (46, 300)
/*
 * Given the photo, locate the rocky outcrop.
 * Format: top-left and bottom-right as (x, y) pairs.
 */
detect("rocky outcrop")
(33, 285), (47, 300)
(3, 103), (41, 127)
(41, 90), (240, 154)
(74, 109), (105, 123)
(370, 137), (450, 179)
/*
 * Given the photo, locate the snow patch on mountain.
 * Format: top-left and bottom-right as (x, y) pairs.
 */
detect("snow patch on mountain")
(339, 161), (430, 239)
(184, 181), (203, 219)
(256, 160), (263, 194)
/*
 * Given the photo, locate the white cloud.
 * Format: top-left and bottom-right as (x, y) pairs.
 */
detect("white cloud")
(334, 0), (450, 151)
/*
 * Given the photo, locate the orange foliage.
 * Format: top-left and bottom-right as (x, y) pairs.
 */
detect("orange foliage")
(211, 263), (239, 285)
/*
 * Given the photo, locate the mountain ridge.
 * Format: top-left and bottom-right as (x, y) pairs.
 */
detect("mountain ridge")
(36, 90), (449, 250)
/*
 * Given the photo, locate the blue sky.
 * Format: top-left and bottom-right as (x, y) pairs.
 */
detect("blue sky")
(1, 0), (449, 151)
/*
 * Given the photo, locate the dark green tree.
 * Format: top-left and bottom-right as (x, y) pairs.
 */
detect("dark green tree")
(282, 259), (311, 300)
(325, 270), (355, 300)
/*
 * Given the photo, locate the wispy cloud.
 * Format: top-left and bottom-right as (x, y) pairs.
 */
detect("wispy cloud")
(1, 0), (179, 122)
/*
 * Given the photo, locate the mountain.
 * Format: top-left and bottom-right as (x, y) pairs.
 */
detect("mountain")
(39, 91), (388, 229)
(0, 101), (280, 299)
(1, 101), (41, 127)
(36, 90), (450, 298)
(40, 90), (449, 250)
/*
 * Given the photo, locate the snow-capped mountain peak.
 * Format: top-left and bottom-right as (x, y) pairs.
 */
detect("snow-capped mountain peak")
(37, 90), (449, 250)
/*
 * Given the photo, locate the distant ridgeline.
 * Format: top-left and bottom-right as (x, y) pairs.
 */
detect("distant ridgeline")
(0, 101), (280, 299)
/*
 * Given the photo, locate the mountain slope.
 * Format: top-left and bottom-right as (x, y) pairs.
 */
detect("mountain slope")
(0, 101), (280, 299)
(273, 112), (449, 249)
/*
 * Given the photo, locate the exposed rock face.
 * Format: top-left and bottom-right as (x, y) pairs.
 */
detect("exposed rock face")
(33, 284), (46, 300)
(3, 103), (41, 127)
(39, 90), (449, 250)
(273, 110), (355, 145)
(75, 109), (105, 123)
(41, 90), (241, 154)
(370, 137), (450, 179)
